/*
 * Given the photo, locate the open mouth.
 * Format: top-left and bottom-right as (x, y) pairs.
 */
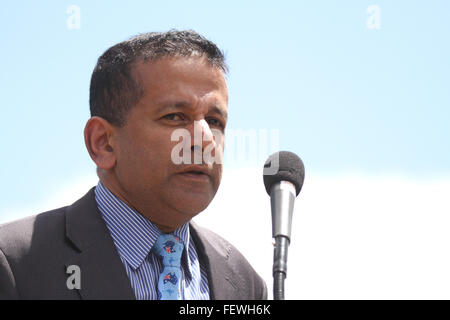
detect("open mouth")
(182, 171), (208, 177)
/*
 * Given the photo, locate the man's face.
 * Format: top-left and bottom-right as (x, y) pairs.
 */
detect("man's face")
(111, 56), (228, 230)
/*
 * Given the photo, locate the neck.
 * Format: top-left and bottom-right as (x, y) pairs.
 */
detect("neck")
(98, 174), (187, 233)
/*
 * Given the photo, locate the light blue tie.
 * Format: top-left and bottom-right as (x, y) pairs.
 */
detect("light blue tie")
(153, 233), (184, 300)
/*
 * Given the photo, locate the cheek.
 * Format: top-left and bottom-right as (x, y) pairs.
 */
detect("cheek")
(115, 142), (148, 183)
(211, 163), (223, 187)
(115, 133), (162, 178)
(139, 136), (186, 183)
(206, 130), (225, 161)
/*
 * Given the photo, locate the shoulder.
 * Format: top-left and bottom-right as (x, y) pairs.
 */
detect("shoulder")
(0, 187), (97, 257)
(0, 207), (69, 299)
(0, 207), (67, 258)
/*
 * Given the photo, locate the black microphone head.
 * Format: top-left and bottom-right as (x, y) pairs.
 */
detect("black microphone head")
(263, 151), (305, 196)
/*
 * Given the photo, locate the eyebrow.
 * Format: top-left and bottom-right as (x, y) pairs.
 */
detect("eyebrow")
(210, 105), (228, 121)
(156, 100), (228, 120)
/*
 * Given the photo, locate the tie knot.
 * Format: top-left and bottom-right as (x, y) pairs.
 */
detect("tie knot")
(153, 233), (184, 267)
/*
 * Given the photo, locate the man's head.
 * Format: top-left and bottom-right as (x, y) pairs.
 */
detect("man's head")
(89, 30), (228, 127)
(84, 30), (229, 232)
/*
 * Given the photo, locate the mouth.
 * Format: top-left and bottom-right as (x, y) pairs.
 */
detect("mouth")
(177, 171), (210, 183)
(177, 166), (211, 182)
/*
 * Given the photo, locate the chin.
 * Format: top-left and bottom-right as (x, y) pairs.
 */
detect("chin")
(181, 200), (211, 215)
(172, 195), (214, 216)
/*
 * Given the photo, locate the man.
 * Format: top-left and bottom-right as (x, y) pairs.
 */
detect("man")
(0, 30), (267, 300)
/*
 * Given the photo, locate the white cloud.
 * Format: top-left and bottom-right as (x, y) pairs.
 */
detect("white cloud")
(196, 168), (450, 299)
(3, 169), (450, 299)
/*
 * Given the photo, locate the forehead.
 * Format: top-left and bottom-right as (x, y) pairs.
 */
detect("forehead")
(133, 56), (228, 104)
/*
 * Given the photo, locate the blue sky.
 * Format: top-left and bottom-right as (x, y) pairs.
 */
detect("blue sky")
(1, 0), (450, 299)
(1, 0), (450, 216)
(0, 1), (450, 208)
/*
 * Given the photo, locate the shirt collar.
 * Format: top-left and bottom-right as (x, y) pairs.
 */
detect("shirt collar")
(94, 181), (192, 275)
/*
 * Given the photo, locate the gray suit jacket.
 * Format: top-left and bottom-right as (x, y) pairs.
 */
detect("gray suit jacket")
(0, 188), (267, 300)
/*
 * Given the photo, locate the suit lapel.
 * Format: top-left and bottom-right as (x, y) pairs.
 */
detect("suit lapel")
(65, 188), (135, 300)
(63, 188), (248, 300)
(190, 222), (248, 300)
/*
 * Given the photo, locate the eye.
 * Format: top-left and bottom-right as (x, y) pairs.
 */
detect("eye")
(162, 113), (185, 121)
(206, 117), (225, 129)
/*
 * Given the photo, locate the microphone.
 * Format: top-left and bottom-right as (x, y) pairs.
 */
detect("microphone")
(263, 151), (305, 300)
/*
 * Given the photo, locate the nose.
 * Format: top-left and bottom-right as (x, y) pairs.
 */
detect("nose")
(195, 119), (214, 146)
(189, 119), (216, 164)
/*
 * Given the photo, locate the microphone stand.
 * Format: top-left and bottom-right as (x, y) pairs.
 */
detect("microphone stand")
(273, 235), (289, 300)
(269, 181), (296, 300)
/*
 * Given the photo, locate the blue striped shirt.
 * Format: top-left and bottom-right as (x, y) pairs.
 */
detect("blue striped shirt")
(94, 181), (210, 300)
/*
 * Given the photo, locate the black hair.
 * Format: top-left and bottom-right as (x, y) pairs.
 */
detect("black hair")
(89, 30), (228, 126)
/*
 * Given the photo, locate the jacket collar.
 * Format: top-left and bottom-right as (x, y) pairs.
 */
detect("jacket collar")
(65, 187), (136, 300)
(64, 187), (244, 300)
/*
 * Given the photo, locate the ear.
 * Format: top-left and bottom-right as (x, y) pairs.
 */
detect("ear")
(84, 116), (117, 170)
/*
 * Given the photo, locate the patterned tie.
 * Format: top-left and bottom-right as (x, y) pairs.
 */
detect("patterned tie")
(153, 233), (184, 300)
